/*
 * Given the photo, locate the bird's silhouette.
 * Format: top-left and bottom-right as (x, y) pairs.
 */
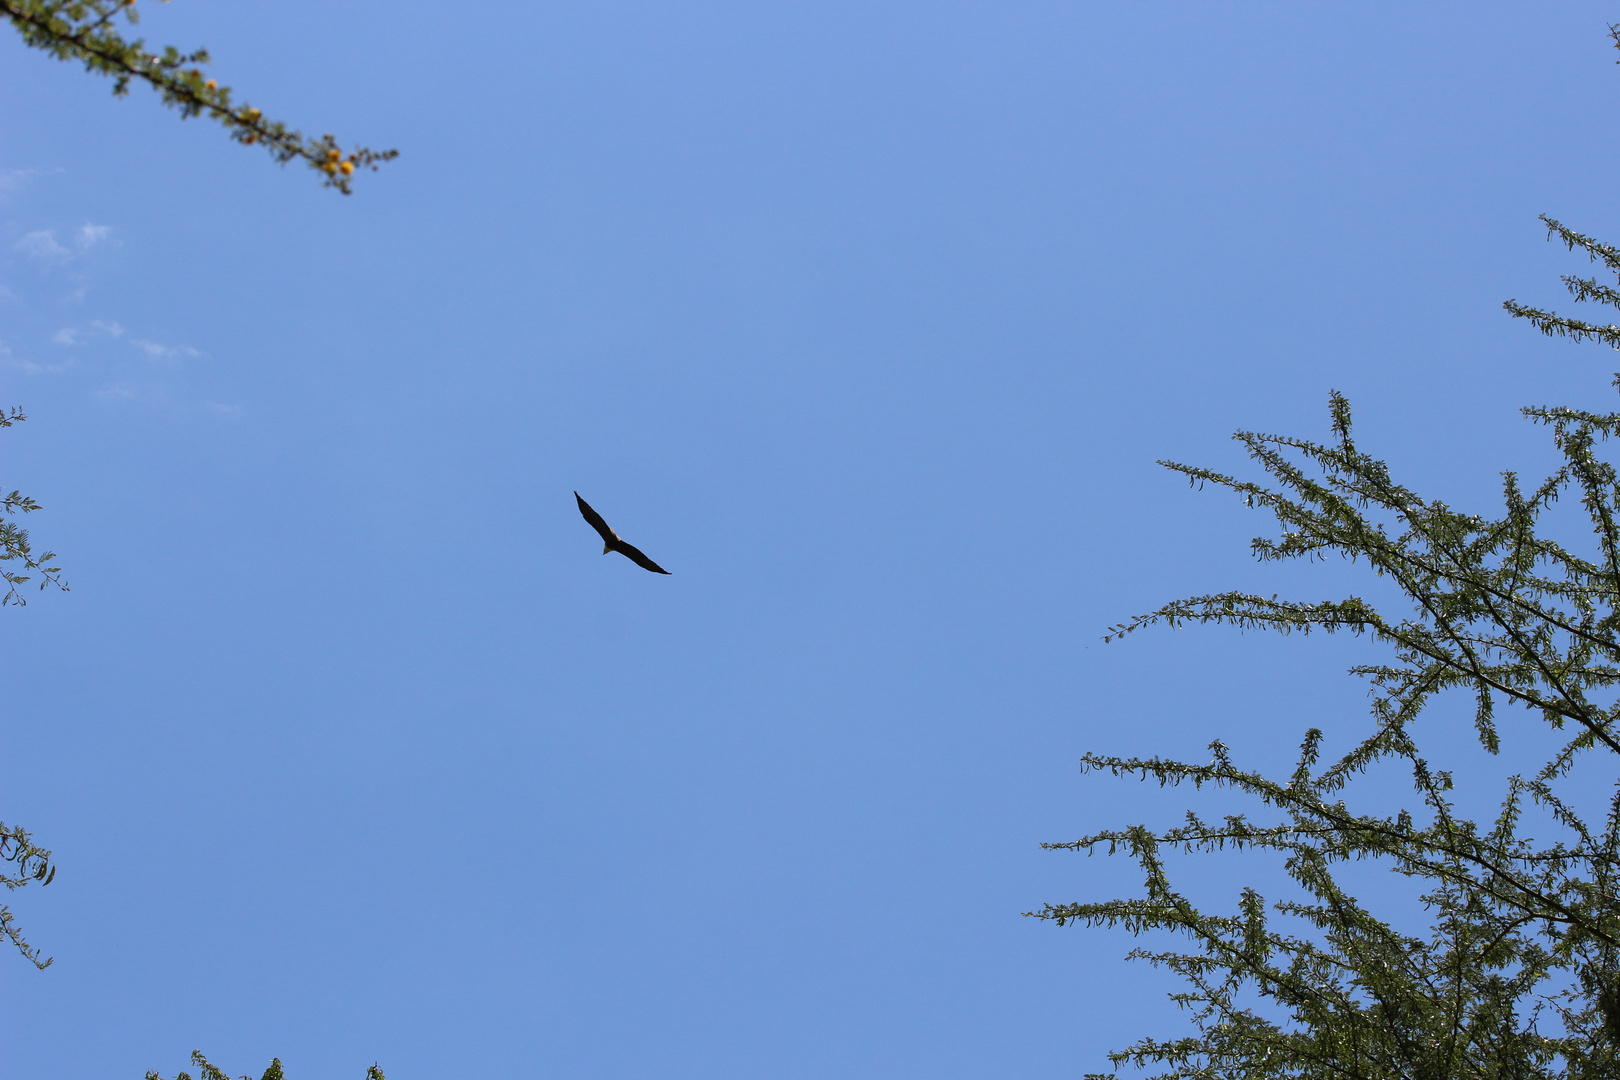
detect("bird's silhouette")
(574, 492), (671, 574)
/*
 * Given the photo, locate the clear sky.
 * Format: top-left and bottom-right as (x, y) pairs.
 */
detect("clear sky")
(5, 3), (1620, 1077)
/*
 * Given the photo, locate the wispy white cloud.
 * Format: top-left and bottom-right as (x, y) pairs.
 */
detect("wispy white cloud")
(4, 215), (219, 407)
(15, 357), (77, 375)
(11, 222), (114, 264)
(2, 338), (74, 375)
(51, 321), (126, 346)
(0, 168), (60, 205)
(96, 383), (217, 414)
(133, 338), (201, 361)
(75, 223), (111, 250)
(0, 169), (40, 196)
(14, 230), (72, 263)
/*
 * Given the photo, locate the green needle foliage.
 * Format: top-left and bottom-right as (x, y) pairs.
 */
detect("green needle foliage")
(2, 0), (396, 193)
(1032, 226), (1620, 1076)
(146, 1051), (384, 1080)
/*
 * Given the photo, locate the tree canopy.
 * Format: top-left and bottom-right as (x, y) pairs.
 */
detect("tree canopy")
(1036, 206), (1620, 1080)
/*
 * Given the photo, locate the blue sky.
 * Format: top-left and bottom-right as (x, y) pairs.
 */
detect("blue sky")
(5, 3), (1620, 1077)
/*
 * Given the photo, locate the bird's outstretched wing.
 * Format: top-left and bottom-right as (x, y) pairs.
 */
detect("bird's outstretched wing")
(575, 491), (673, 574)
(575, 492), (618, 544)
(615, 542), (671, 575)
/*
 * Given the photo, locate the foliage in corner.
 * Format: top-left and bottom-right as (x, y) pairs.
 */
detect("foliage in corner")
(1034, 218), (1620, 1077)
(0, 821), (56, 969)
(1, 409), (68, 608)
(0, 409), (64, 970)
(1, 0), (396, 193)
(3, 17), (390, 1080)
(146, 1051), (385, 1080)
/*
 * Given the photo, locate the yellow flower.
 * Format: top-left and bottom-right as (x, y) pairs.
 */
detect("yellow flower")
(204, 80), (217, 91)
(339, 161), (355, 176)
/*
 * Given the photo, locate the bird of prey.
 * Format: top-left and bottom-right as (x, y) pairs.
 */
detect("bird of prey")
(574, 492), (672, 574)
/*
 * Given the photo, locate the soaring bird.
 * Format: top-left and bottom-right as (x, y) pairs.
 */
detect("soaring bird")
(574, 492), (672, 574)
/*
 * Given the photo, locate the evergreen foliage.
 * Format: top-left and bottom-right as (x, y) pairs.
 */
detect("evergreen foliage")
(1033, 212), (1620, 1079)
(1, 0), (396, 193)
